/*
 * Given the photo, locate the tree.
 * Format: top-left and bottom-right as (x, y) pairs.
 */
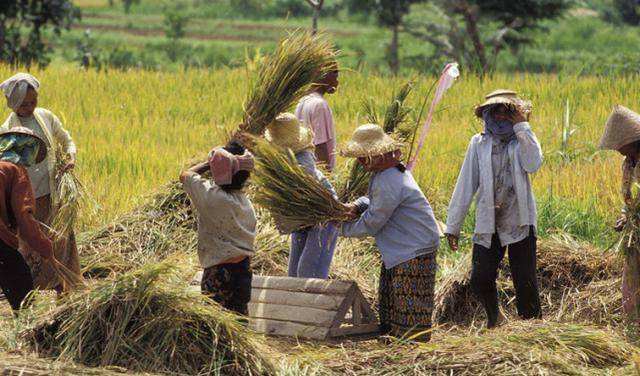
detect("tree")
(122, 0), (141, 14)
(408, 0), (570, 74)
(0, 0), (79, 67)
(613, 0), (640, 25)
(376, 0), (425, 75)
(306, 0), (324, 35)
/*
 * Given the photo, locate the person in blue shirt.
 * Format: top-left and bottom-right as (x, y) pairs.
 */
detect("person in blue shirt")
(340, 123), (440, 342)
(266, 113), (338, 279)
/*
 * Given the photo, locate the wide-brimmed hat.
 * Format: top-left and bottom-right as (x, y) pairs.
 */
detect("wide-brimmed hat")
(265, 113), (315, 154)
(474, 89), (532, 118)
(599, 105), (640, 151)
(0, 126), (47, 165)
(341, 123), (403, 158)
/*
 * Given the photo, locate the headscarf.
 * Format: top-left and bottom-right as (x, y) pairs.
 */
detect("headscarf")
(0, 73), (40, 112)
(208, 148), (255, 186)
(0, 133), (42, 166)
(482, 105), (515, 141)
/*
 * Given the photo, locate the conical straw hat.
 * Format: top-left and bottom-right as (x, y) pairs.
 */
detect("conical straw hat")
(265, 112), (315, 153)
(341, 124), (403, 158)
(599, 105), (640, 150)
(474, 89), (532, 118)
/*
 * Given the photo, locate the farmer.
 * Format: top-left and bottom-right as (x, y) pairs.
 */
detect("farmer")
(0, 73), (80, 291)
(0, 127), (54, 311)
(180, 140), (256, 315)
(340, 124), (440, 341)
(444, 90), (543, 328)
(599, 105), (640, 324)
(295, 62), (339, 171)
(266, 113), (338, 279)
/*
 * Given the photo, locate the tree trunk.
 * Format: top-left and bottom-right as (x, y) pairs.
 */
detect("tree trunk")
(312, 7), (319, 35)
(390, 23), (399, 75)
(462, 6), (489, 75)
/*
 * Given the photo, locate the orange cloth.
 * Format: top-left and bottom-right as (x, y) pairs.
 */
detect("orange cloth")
(0, 161), (52, 258)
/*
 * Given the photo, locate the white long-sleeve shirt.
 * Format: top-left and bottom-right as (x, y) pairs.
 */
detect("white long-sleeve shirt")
(445, 122), (543, 240)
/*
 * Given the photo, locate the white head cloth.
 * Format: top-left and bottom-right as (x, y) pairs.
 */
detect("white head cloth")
(0, 73), (40, 112)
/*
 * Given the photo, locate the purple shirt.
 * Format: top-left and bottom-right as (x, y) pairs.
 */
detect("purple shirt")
(295, 92), (336, 170)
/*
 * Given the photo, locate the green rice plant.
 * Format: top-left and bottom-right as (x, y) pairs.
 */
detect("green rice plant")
(238, 31), (337, 137)
(252, 139), (352, 233)
(22, 261), (275, 376)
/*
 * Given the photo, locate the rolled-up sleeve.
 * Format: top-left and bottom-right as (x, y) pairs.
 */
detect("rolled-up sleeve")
(514, 122), (542, 173)
(342, 178), (399, 238)
(445, 139), (480, 236)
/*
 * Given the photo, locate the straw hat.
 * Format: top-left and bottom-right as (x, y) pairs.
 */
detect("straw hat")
(265, 113), (315, 154)
(0, 126), (47, 164)
(599, 105), (640, 151)
(474, 89), (532, 118)
(341, 124), (403, 158)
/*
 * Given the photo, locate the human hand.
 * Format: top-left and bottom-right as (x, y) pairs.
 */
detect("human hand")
(446, 234), (459, 251)
(344, 203), (359, 219)
(615, 214), (628, 232)
(64, 154), (76, 172)
(507, 108), (528, 124)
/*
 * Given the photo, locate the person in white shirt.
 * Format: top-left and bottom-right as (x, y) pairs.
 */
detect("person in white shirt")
(295, 63), (339, 171)
(180, 141), (256, 315)
(445, 90), (543, 328)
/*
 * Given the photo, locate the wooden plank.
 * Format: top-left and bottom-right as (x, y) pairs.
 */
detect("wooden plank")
(250, 318), (329, 340)
(352, 298), (362, 325)
(329, 323), (380, 337)
(251, 288), (344, 310)
(330, 285), (356, 328)
(355, 289), (377, 323)
(252, 276), (353, 295)
(249, 302), (336, 327)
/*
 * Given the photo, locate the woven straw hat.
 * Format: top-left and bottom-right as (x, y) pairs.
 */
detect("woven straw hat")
(341, 124), (403, 158)
(0, 126), (47, 164)
(474, 89), (532, 118)
(265, 113), (315, 153)
(599, 105), (640, 150)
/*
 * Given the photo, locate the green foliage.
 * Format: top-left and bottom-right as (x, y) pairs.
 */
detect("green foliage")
(0, 0), (79, 67)
(163, 8), (190, 40)
(613, 0), (640, 25)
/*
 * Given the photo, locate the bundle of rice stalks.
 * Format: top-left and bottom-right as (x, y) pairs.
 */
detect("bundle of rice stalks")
(22, 262), (274, 376)
(433, 238), (619, 326)
(0, 352), (157, 376)
(50, 258), (85, 292)
(336, 81), (414, 203)
(238, 31), (337, 137)
(252, 139), (352, 233)
(50, 150), (95, 243)
(320, 321), (635, 375)
(553, 277), (623, 326)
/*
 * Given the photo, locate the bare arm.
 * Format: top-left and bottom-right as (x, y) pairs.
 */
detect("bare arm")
(179, 161), (209, 183)
(314, 142), (331, 171)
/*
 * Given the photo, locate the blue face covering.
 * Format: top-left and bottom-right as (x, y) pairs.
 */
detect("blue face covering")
(0, 134), (41, 166)
(482, 105), (515, 141)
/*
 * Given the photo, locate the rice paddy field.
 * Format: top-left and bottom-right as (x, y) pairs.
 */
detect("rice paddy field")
(1, 63), (639, 375)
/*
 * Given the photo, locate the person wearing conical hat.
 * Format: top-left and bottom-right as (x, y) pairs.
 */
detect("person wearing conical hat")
(445, 90), (543, 329)
(339, 124), (441, 342)
(0, 73), (79, 292)
(599, 104), (640, 324)
(0, 127), (55, 311)
(266, 113), (339, 279)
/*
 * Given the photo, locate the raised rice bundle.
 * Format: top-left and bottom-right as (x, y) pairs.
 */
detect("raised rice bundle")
(22, 262), (274, 376)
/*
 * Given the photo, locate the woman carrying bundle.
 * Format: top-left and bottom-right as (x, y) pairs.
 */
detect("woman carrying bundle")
(266, 113), (338, 279)
(444, 90), (543, 328)
(0, 127), (55, 310)
(181, 141), (256, 315)
(599, 105), (640, 325)
(340, 124), (440, 341)
(0, 73), (79, 291)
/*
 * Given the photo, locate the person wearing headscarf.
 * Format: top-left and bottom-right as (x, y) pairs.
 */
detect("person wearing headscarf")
(599, 105), (640, 325)
(0, 73), (79, 291)
(444, 90), (543, 329)
(180, 140), (256, 315)
(0, 127), (55, 311)
(265, 113), (339, 279)
(340, 124), (441, 342)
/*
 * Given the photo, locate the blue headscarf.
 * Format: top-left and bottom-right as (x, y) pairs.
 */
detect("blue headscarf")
(0, 133), (41, 166)
(482, 105), (515, 141)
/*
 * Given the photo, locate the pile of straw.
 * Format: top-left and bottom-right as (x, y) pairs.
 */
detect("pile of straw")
(320, 321), (635, 375)
(238, 31), (337, 137)
(433, 238), (620, 326)
(252, 139), (352, 233)
(0, 353), (156, 376)
(22, 262), (274, 376)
